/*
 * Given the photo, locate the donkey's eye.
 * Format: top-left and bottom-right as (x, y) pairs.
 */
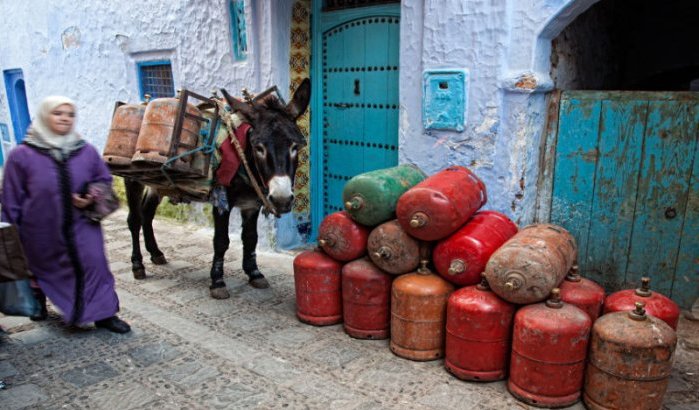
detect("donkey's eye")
(255, 144), (266, 158)
(289, 143), (298, 158)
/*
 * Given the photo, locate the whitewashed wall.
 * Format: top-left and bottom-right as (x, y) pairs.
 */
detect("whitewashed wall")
(0, 0), (295, 249)
(399, 0), (601, 225)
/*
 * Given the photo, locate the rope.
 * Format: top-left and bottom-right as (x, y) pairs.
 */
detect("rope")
(215, 100), (279, 217)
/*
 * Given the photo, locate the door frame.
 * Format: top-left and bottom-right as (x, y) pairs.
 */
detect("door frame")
(3, 69), (31, 144)
(310, 0), (401, 239)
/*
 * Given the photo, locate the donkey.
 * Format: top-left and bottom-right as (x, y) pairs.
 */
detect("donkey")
(124, 79), (310, 299)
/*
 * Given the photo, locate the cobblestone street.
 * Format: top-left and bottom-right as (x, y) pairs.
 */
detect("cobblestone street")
(1, 210), (698, 409)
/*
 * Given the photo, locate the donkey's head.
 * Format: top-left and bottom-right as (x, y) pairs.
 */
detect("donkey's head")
(221, 79), (310, 215)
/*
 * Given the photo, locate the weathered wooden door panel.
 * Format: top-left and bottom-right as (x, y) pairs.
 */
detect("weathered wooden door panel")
(550, 91), (699, 308)
(314, 5), (400, 224)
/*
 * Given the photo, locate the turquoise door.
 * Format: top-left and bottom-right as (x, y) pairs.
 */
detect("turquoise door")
(549, 91), (699, 308)
(311, 3), (400, 236)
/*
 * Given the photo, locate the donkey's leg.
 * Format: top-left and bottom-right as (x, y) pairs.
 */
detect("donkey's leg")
(209, 206), (232, 299)
(141, 188), (167, 265)
(241, 207), (269, 289)
(124, 178), (146, 279)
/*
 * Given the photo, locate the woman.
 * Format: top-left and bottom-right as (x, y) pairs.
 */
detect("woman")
(1, 96), (130, 333)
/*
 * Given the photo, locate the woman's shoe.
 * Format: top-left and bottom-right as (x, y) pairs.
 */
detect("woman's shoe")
(30, 288), (48, 321)
(95, 316), (131, 334)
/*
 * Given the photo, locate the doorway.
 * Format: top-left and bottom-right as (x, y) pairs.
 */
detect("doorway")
(544, 0), (699, 308)
(310, 1), (401, 237)
(3, 69), (31, 143)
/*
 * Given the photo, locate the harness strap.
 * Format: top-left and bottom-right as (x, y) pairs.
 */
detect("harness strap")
(216, 99), (279, 217)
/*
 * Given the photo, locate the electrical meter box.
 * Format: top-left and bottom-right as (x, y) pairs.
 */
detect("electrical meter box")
(422, 69), (468, 132)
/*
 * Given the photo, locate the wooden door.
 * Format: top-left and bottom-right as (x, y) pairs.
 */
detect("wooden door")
(311, 3), (400, 235)
(548, 91), (699, 308)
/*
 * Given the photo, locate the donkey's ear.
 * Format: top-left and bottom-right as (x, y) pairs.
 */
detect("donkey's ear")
(286, 78), (311, 120)
(221, 88), (258, 123)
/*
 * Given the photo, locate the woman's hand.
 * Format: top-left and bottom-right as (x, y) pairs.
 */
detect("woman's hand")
(72, 193), (94, 209)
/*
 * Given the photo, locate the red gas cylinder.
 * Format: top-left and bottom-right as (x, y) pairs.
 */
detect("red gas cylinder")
(342, 258), (393, 339)
(390, 261), (455, 361)
(603, 277), (680, 330)
(433, 211), (518, 287)
(508, 289), (592, 408)
(293, 249), (342, 326)
(445, 276), (516, 381)
(103, 101), (147, 166)
(367, 219), (427, 275)
(396, 165), (487, 241)
(318, 211), (370, 262)
(559, 265), (605, 322)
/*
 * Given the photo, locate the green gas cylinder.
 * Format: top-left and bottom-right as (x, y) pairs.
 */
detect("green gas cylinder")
(343, 164), (427, 227)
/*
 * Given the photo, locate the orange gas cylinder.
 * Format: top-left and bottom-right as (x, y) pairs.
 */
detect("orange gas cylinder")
(396, 165), (487, 241)
(508, 289), (591, 408)
(318, 211), (370, 262)
(293, 249), (342, 326)
(559, 265), (605, 322)
(485, 224), (577, 304)
(445, 276), (515, 381)
(390, 261), (455, 361)
(367, 219), (427, 275)
(584, 302), (677, 410)
(342, 258), (393, 339)
(433, 211), (518, 287)
(603, 277), (680, 330)
(132, 96), (202, 170)
(103, 101), (147, 166)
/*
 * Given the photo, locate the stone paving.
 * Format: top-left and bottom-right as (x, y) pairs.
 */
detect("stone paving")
(1, 209), (698, 409)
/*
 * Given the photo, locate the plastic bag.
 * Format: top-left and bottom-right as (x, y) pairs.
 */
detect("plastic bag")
(0, 278), (40, 317)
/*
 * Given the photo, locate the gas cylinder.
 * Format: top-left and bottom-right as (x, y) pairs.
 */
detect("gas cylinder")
(445, 276), (515, 381)
(559, 265), (605, 322)
(484, 224), (577, 304)
(508, 289), (591, 407)
(390, 261), (455, 361)
(132, 96), (203, 171)
(342, 258), (393, 339)
(433, 211), (518, 287)
(343, 164), (427, 227)
(367, 220), (427, 275)
(318, 211), (370, 262)
(396, 166), (487, 241)
(293, 249), (342, 326)
(603, 277), (680, 330)
(584, 302), (677, 410)
(103, 101), (147, 166)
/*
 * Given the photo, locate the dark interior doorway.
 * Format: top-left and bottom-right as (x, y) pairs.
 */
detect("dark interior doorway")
(550, 0), (699, 91)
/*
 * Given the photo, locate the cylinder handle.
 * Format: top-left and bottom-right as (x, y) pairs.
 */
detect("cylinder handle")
(504, 272), (524, 291)
(409, 212), (429, 228)
(345, 196), (364, 211)
(566, 264), (582, 282)
(417, 260), (430, 275)
(635, 277), (652, 297)
(629, 301), (648, 321)
(448, 259), (465, 276)
(143, 94), (152, 104)
(546, 288), (563, 308)
(373, 246), (392, 260)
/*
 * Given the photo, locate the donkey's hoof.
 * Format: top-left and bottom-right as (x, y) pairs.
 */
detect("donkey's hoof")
(151, 254), (168, 265)
(248, 271), (270, 289)
(210, 287), (230, 299)
(133, 269), (146, 280)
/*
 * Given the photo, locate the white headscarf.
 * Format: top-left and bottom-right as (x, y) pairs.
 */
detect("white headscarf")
(25, 96), (84, 161)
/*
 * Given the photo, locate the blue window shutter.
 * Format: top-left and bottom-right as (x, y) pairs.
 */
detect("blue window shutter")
(229, 0), (248, 61)
(137, 61), (175, 100)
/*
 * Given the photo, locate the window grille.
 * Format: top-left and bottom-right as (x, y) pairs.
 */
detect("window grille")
(137, 61), (175, 99)
(229, 0), (248, 61)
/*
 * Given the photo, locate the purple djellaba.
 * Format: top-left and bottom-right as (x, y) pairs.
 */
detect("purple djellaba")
(1, 96), (129, 333)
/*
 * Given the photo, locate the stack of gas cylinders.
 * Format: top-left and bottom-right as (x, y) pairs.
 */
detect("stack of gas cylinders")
(293, 164), (681, 409)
